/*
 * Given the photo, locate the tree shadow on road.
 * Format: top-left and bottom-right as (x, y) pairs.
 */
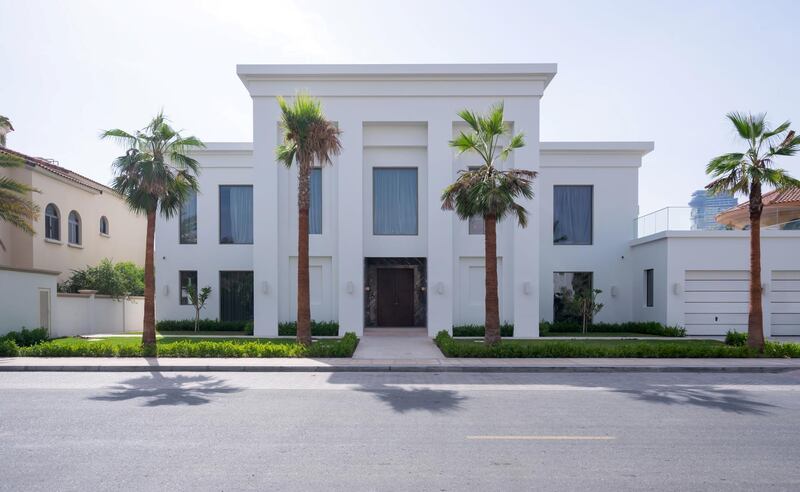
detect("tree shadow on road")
(89, 372), (242, 407)
(612, 385), (777, 415)
(356, 386), (467, 414)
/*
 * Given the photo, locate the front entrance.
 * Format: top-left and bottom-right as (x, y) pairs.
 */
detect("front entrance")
(377, 268), (414, 326)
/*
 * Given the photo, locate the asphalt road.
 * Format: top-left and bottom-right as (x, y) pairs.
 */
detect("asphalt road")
(1, 370), (799, 491)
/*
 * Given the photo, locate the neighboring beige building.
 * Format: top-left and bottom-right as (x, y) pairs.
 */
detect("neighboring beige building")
(0, 147), (145, 280)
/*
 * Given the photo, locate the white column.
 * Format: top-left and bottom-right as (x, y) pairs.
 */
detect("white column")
(336, 118), (364, 336)
(427, 118), (455, 336)
(510, 101), (541, 337)
(252, 97), (280, 337)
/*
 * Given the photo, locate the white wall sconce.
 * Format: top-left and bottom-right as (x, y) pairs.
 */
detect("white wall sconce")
(522, 281), (532, 295)
(610, 285), (619, 298)
(163, 285), (169, 296)
(762, 283), (769, 296)
(346, 281), (354, 294)
(261, 281), (270, 295)
(435, 282), (445, 295)
(673, 283), (682, 296)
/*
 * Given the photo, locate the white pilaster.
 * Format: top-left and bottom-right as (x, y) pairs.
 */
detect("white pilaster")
(427, 118), (455, 336)
(252, 97), (280, 336)
(336, 118), (364, 335)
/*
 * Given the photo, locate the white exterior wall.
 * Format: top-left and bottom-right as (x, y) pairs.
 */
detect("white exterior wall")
(630, 231), (800, 335)
(0, 267), (57, 335)
(53, 293), (143, 337)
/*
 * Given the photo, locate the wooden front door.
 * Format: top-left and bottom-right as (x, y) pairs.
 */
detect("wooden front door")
(377, 268), (414, 326)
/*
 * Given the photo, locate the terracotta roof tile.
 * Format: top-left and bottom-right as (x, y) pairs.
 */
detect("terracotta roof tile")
(724, 186), (800, 211)
(0, 146), (110, 193)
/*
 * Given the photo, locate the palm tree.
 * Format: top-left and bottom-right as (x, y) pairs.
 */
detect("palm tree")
(102, 112), (204, 348)
(706, 112), (800, 351)
(0, 115), (13, 147)
(0, 151), (39, 251)
(276, 94), (342, 346)
(441, 102), (536, 345)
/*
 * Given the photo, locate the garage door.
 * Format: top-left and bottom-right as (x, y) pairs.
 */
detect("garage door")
(771, 271), (800, 336)
(684, 270), (749, 335)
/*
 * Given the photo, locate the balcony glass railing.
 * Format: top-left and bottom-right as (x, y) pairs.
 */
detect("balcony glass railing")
(635, 206), (800, 238)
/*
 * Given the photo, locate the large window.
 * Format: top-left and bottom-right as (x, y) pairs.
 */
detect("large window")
(553, 272), (593, 323)
(553, 185), (593, 245)
(219, 185), (253, 244)
(373, 168), (418, 235)
(68, 211), (81, 245)
(310, 168), (322, 235)
(100, 216), (109, 236)
(179, 270), (198, 305)
(645, 269), (654, 307)
(220, 271), (254, 322)
(45, 204), (60, 240)
(180, 190), (197, 244)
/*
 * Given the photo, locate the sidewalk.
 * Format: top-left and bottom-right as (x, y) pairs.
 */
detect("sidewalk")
(2, 356), (799, 373)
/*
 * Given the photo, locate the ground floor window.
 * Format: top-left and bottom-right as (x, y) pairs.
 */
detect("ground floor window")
(645, 269), (654, 307)
(219, 271), (253, 322)
(179, 271), (197, 305)
(553, 271), (593, 323)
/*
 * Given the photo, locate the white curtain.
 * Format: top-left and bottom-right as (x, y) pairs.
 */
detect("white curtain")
(220, 186), (253, 244)
(373, 168), (418, 235)
(180, 191), (197, 243)
(309, 168), (322, 234)
(553, 185), (592, 244)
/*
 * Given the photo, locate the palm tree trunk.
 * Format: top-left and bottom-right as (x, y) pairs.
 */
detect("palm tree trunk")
(142, 208), (157, 348)
(747, 187), (765, 351)
(484, 214), (501, 345)
(296, 162), (312, 346)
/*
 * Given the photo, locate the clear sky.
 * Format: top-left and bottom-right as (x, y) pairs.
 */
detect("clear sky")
(2, 0), (799, 214)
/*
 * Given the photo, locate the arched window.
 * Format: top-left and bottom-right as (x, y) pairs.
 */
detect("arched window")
(68, 211), (81, 245)
(45, 204), (60, 240)
(100, 216), (109, 235)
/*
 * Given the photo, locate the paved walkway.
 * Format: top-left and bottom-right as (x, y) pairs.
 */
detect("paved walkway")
(353, 328), (444, 359)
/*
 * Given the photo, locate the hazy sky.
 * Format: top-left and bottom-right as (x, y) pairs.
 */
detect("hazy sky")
(2, 0), (799, 214)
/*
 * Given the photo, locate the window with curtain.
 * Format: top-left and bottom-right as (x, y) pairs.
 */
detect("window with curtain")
(68, 211), (81, 245)
(553, 272), (593, 323)
(179, 270), (197, 305)
(219, 185), (253, 244)
(309, 168), (322, 234)
(220, 271), (254, 321)
(45, 204), (60, 240)
(553, 185), (593, 245)
(100, 216), (109, 235)
(373, 168), (418, 235)
(180, 190), (197, 244)
(645, 269), (654, 307)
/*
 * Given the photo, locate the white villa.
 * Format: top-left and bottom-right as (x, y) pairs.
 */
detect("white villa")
(154, 64), (800, 338)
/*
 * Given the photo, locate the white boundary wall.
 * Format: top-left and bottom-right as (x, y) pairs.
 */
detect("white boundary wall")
(54, 293), (144, 337)
(0, 266), (58, 336)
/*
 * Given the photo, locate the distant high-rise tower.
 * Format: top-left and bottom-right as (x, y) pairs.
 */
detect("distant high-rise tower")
(689, 190), (738, 230)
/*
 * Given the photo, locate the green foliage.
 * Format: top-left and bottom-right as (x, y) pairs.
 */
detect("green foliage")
(725, 330), (748, 347)
(572, 288), (604, 333)
(763, 341), (800, 358)
(59, 259), (144, 296)
(435, 331), (760, 358)
(0, 339), (19, 356)
(243, 322), (254, 336)
(18, 333), (360, 358)
(278, 321), (340, 336)
(0, 149), (40, 237)
(155, 319), (249, 332)
(452, 322), (686, 338)
(2, 327), (49, 347)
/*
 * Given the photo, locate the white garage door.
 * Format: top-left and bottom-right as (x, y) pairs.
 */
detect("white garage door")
(684, 270), (749, 335)
(771, 271), (800, 336)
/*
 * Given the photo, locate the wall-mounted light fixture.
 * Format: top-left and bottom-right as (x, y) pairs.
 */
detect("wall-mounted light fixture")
(435, 282), (445, 295)
(610, 285), (619, 298)
(673, 283), (682, 296)
(523, 281), (532, 295)
(162, 285), (169, 296)
(346, 281), (354, 294)
(261, 281), (270, 295)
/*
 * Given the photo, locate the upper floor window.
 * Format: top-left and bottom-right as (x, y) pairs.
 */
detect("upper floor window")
(373, 168), (418, 235)
(310, 168), (322, 235)
(219, 185), (253, 244)
(45, 204), (60, 240)
(554, 185), (593, 245)
(68, 211), (81, 245)
(99, 216), (109, 235)
(180, 190), (197, 244)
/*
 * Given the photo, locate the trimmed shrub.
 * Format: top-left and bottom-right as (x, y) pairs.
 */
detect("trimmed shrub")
(0, 339), (19, 356)
(2, 327), (49, 347)
(452, 324), (514, 337)
(434, 331), (760, 358)
(764, 341), (800, 358)
(725, 330), (748, 347)
(156, 319), (249, 332)
(278, 321), (340, 336)
(21, 341), (117, 357)
(452, 322), (687, 338)
(243, 322), (254, 336)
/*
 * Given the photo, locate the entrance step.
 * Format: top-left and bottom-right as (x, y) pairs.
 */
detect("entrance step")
(354, 329), (444, 360)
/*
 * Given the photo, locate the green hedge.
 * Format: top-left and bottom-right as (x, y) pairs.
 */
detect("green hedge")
(2, 327), (49, 347)
(433, 331), (800, 358)
(725, 330), (748, 346)
(452, 322), (686, 338)
(18, 333), (359, 358)
(156, 319), (250, 332)
(0, 339), (19, 356)
(278, 321), (340, 336)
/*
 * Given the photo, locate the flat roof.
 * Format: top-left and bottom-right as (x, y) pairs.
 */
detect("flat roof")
(541, 141), (655, 155)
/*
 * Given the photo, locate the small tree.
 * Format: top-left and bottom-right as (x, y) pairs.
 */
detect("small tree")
(186, 279), (212, 332)
(572, 288), (604, 334)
